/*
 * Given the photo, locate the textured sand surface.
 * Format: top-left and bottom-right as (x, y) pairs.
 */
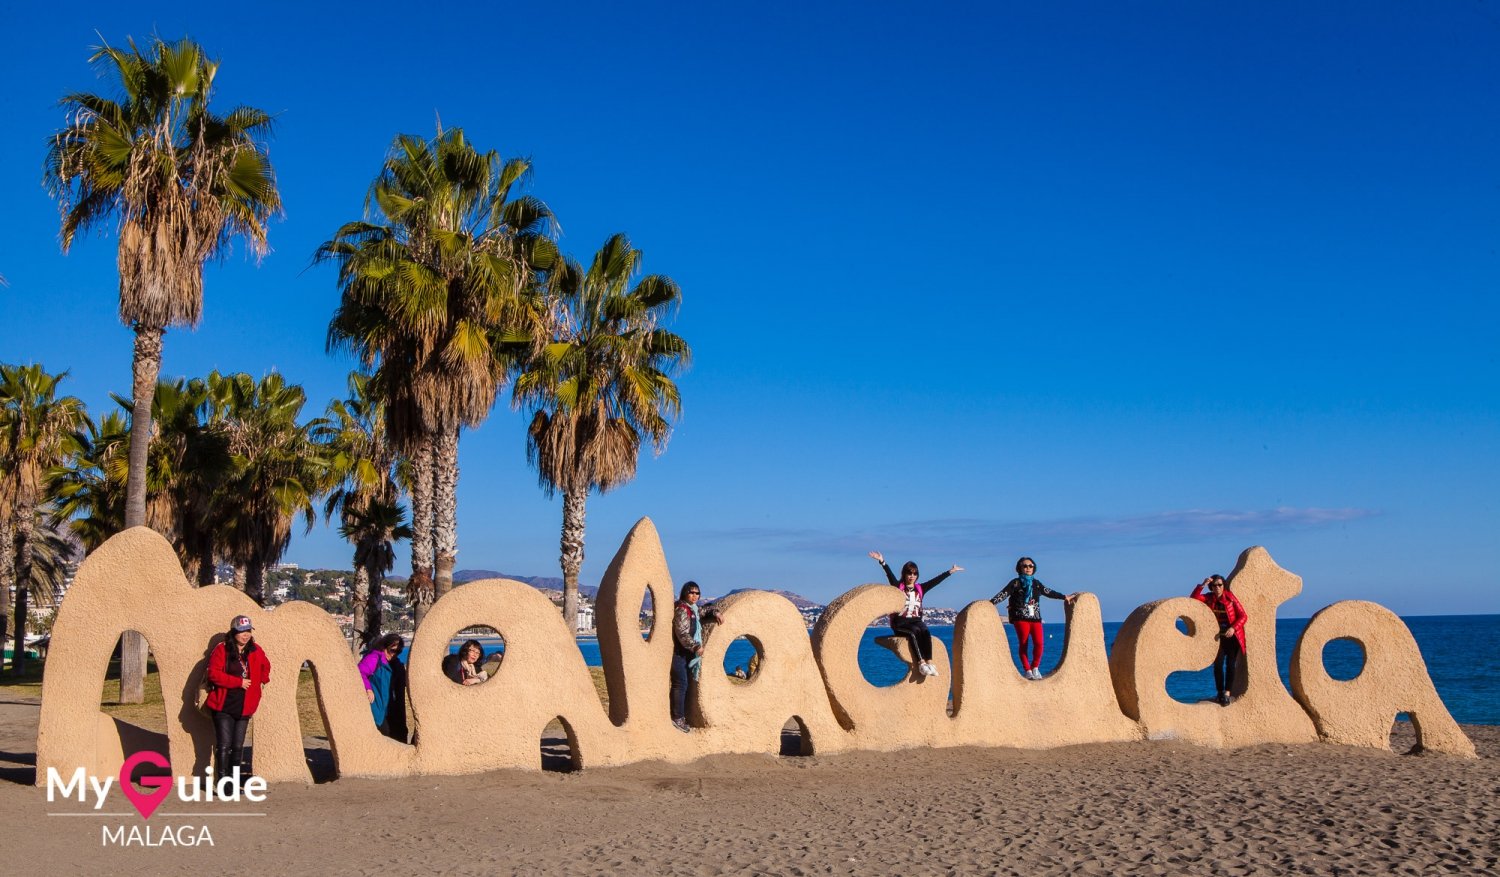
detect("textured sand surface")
(3, 696), (1496, 876)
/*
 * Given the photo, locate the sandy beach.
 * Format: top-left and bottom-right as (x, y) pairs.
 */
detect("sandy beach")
(1, 695), (1495, 876)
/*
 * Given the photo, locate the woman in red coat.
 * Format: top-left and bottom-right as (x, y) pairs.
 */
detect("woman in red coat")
(1191, 575), (1246, 706)
(204, 615), (272, 784)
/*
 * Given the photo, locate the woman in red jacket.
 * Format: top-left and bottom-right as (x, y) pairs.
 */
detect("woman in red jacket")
(1191, 575), (1246, 706)
(203, 615), (272, 784)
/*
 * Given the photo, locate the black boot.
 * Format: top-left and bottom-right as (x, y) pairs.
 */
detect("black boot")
(224, 747), (242, 794)
(214, 747), (231, 785)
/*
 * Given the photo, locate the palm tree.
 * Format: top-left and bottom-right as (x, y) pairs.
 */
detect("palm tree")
(315, 372), (409, 649)
(339, 499), (411, 646)
(49, 381), (231, 584)
(147, 378), (233, 585)
(320, 126), (555, 626)
(20, 524), (78, 612)
(45, 36), (281, 701)
(46, 409), (129, 552)
(0, 511), (77, 662)
(514, 234), (690, 633)
(0, 364), (88, 675)
(209, 372), (322, 605)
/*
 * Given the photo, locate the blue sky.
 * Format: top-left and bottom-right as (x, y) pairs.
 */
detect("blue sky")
(2, 2), (1496, 619)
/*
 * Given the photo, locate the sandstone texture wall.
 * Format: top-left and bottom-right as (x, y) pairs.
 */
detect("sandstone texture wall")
(36, 522), (1475, 786)
(1290, 600), (1475, 756)
(1110, 547), (1319, 747)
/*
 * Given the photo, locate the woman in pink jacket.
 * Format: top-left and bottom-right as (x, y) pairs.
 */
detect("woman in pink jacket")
(1191, 575), (1247, 706)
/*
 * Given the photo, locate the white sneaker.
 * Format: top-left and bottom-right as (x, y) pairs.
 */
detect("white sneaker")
(1028, 668), (1042, 680)
(925, 662), (940, 678)
(918, 662), (936, 677)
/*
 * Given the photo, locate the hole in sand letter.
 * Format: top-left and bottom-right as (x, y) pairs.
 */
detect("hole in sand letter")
(865, 621), (924, 688)
(1165, 615), (1216, 705)
(639, 590), (655, 641)
(541, 715), (581, 772)
(105, 632), (171, 773)
(780, 716), (812, 756)
(724, 635), (763, 682)
(445, 625), (503, 686)
(1389, 714), (1418, 754)
(297, 660), (341, 782)
(1321, 637), (1366, 682)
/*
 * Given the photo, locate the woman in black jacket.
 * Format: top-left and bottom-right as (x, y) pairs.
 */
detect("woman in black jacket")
(868, 550), (963, 678)
(990, 556), (1077, 680)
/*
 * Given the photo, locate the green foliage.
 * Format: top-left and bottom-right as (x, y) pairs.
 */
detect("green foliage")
(46, 409), (128, 550)
(207, 371), (324, 601)
(30, 608), (56, 638)
(43, 369), (333, 602)
(45, 35), (281, 329)
(515, 233), (690, 498)
(0, 364), (88, 670)
(320, 125), (557, 443)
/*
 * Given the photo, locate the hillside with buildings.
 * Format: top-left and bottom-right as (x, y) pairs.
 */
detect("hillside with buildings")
(11, 562), (961, 653)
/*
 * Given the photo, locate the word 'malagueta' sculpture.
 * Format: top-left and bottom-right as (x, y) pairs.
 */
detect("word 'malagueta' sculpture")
(36, 519), (1474, 786)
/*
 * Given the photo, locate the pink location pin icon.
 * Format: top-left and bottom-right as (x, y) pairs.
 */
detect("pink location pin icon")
(119, 751), (172, 819)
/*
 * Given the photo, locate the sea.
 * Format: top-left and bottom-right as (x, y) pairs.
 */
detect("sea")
(437, 614), (1500, 726)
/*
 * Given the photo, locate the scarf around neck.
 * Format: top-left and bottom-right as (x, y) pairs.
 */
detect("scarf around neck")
(684, 601), (704, 679)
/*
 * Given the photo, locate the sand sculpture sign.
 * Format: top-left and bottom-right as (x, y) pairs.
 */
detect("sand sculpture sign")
(35, 519), (1474, 786)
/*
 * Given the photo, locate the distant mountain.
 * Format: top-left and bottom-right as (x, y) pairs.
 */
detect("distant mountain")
(722, 588), (822, 609)
(452, 569), (596, 599)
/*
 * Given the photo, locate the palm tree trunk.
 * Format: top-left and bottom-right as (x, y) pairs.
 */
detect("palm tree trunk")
(408, 432), (436, 628)
(244, 560), (265, 606)
(119, 323), (163, 703)
(124, 324), (162, 528)
(364, 554), (385, 644)
(11, 505), (34, 677)
(433, 425), (459, 605)
(349, 559), (370, 654)
(559, 488), (587, 636)
(197, 541), (216, 587)
(0, 514), (11, 673)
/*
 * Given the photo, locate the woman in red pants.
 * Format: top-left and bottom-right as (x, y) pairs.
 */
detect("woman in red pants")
(990, 557), (1077, 679)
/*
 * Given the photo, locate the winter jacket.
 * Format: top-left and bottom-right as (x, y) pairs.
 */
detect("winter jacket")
(203, 640), (271, 717)
(359, 650), (393, 725)
(1191, 583), (1248, 651)
(990, 577), (1067, 623)
(441, 652), (464, 684)
(879, 563), (952, 621)
(673, 601), (720, 657)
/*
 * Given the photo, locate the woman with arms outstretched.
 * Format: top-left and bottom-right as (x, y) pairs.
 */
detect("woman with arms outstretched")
(868, 551), (963, 678)
(990, 557), (1077, 679)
